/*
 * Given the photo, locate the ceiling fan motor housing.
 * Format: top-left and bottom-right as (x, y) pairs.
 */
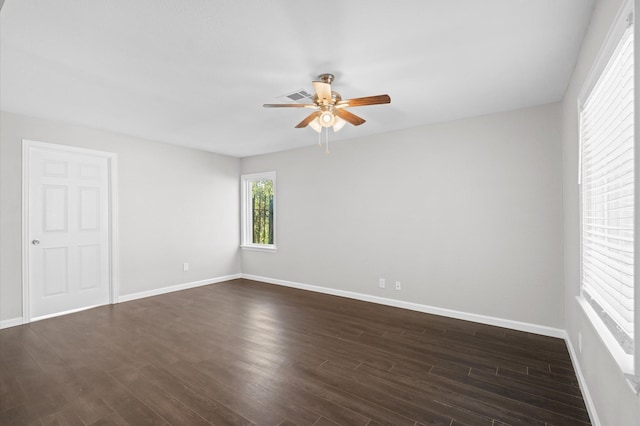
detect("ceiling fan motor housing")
(318, 73), (335, 84)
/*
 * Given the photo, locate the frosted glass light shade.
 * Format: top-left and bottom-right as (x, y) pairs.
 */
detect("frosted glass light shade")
(333, 116), (346, 132)
(309, 117), (322, 133)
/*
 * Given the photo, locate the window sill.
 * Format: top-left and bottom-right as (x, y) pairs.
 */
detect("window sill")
(576, 296), (639, 394)
(240, 245), (278, 253)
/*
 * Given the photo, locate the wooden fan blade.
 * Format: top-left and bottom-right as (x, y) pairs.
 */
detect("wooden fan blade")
(312, 81), (332, 102)
(337, 94), (391, 108)
(295, 112), (320, 128)
(263, 103), (316, 108)
(334, 108), (366, 126)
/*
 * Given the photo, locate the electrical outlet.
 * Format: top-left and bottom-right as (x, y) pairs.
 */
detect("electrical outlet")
(395, 281), (401, 290)
(379, 278), (386, 288)
(183, 263), (189, 272)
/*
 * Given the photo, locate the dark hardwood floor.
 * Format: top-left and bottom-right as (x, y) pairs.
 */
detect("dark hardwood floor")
(0, 279), (590, 425)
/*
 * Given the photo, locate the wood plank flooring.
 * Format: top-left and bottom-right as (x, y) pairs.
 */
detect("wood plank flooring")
(0, 279), (590, 425)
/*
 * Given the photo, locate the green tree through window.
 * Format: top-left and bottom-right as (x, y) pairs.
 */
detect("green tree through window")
(251, 179), (274, 245)
(241, 171), (276, 249)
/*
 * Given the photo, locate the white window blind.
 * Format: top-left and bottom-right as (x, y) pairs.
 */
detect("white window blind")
(580, 19), (634, 355)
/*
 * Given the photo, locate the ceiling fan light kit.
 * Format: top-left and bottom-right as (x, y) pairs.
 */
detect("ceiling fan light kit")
(319, 110), (335, 127)
(263, 73), (391, 151)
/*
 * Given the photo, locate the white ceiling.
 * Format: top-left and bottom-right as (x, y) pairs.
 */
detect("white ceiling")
(1, 0), (594, 157)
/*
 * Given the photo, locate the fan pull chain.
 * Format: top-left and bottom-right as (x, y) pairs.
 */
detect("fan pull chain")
(325, 127), (330, 154)
(318, 127), (322, 147)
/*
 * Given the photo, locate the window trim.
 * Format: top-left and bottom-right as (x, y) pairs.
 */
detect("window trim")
(577, 0), (638, 390)
(240, 171), (277, 252)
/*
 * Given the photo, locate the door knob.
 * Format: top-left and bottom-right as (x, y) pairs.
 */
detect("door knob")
(31, 239), (40, 245)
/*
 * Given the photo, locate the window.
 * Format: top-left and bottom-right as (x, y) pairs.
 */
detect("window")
(578, 0), (637, 383)
(241, 172), (276, 250)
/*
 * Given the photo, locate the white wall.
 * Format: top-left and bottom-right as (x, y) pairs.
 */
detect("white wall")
(562, 0), (640, 424)
(0, 111), (241, 323)
(242, 103), (564, 329)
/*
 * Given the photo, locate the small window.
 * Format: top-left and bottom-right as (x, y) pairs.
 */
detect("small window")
(241, 172), (276, 251)
(578, 0), (636, 380)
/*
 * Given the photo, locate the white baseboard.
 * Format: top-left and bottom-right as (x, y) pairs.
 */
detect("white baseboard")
(118, 274), (242, 303)
(564, 332), (601, 426)
(241, 274), (565, 339)
(0, 317), (24, 330)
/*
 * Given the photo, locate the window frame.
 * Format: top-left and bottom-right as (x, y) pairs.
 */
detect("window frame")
(577, 0), (638, 390)
(240, 171), (277, 252)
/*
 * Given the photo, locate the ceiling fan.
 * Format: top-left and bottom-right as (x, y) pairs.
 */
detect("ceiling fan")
(263, 73), (391, 133)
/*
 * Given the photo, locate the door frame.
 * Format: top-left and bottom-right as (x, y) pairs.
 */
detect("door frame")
(21, 139), (120, 323)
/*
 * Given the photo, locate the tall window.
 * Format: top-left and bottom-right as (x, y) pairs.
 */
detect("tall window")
(579, 0), (636, 379)
(241, 172), (276, 250)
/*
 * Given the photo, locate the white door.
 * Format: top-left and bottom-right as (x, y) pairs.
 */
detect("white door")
(26, 143), (112, 320)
